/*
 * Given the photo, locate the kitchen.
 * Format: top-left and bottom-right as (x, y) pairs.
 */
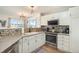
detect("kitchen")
(0, 6), (79, 53)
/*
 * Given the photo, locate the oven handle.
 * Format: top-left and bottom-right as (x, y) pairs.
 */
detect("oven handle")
(46, 34), (57, 36)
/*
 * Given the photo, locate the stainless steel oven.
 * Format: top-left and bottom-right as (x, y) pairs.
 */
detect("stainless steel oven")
(46, 32), (57, 47)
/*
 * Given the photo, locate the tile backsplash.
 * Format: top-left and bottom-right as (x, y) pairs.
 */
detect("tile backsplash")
(41, 25), (69, 34)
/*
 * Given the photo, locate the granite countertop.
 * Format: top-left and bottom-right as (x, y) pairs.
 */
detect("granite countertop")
(0, 35), (22, 53)
(0, 32), (42, 53)
(22, 32), (43, 37)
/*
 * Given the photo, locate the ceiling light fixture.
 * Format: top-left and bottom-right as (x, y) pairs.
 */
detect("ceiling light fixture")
(30, 6), (35, 14)
(18, 6), (37, 19)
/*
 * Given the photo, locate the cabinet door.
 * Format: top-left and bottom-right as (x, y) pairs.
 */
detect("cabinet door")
(18, 38), (23, 53)
(28, 36), (36, 52)
(41, 16), (48, 25)
(59, 11), (70, 25)
(57, 35), (63, 51)
(69, 7), (79, 18)
(37, 34), (44, 47)
(22, 37), (29, 53)
(14, 42), (19, 53)
(57, 35), (70, 52)
(40, 33), (46, 45)
(35, 34), (41, 48)
(70, 18), (79, 52)
(63, 35), (70, 52)
(35, 33), (46, 49)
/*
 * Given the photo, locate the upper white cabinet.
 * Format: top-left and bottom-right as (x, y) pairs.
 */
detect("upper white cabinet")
(59, 11), (70, 25)
(41, 11), (70, 25)
(41, 13), (60, 25)
(41, 15), (51, 25)
(69, 7), (79, 18)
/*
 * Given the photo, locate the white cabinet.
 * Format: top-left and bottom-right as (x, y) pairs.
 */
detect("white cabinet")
(28, 36), (36, 52)
(40, 14), (59, 25)
(70, 18), (79, 52)
(41, 11), (70, 25)
(40, 33), (46, 45)
(41, 14), (57, 25)
(69, 7), (79, 18)
(18, 33), (46, 53)
(38, 33), (46, 48)
(18, 38), (23, 53)
(63, 35), (70, 52)
(22, 37), (29, 53)
(57, 34), (70, 52)
(57, 35), (63, 50)
(59, 11), (70, 25)
(35, 33), (46, 48)
(13, 42), (19, 53)
(35, 34), (42, 48)
(68, 7), (79, 52)
(41, 15), (48, 25)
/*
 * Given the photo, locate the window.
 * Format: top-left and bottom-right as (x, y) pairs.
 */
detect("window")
(10, 19), (24, 28)
(27, 17), (37, 28)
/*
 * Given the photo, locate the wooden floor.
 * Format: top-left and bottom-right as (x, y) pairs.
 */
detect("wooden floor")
(33, 44), (62, 53)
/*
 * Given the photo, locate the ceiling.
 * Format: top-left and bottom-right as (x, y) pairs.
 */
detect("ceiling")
(0, 6), (74, 17)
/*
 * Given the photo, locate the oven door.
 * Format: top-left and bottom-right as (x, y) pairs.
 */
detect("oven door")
(46, 34), (57, 46)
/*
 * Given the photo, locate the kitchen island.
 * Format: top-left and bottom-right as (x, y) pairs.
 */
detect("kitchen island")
(0, 32), (45, 53)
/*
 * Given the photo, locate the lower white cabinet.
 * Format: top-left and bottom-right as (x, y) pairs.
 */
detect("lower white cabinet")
(40, 33), (46, 46)
(13, 42), (19, 53)
(57, 34), (70, 52)
(18, 33), (45, 53)
(63, 35), (70, 52)
(57, 35), (63, 50)
(35, 33), (45, 48)
(28, 36), (36, 52)
(35, 34), (42, 48)
(22, 37), (29, 53)
(18, 38), (23, 53)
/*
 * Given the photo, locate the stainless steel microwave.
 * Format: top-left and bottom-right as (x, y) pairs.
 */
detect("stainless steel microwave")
(48, 20), (58, 25)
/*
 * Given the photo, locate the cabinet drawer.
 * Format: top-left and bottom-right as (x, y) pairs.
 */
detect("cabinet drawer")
(57, 36), (63, 41)
(63, 42), (69, 47)
(63, 39), (69, 43)
(63, 35), (69, 39)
